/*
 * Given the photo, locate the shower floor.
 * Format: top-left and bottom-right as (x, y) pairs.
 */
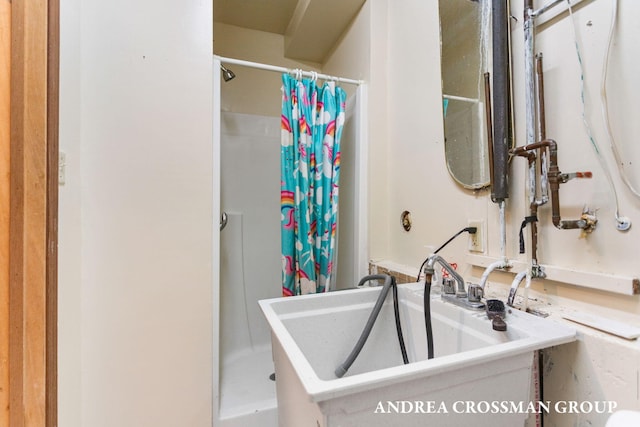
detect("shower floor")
(219, 345), (278, 427)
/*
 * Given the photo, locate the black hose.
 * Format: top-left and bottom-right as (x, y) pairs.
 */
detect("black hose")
(360, 275), (408, 363)
(335, 274), (408, 377)
(415, 226), (478, 359)
(424, 274), (434, 359)
(391, 276), (409, 364)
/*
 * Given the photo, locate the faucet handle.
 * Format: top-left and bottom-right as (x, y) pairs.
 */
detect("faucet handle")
(467, 284), (483, 302)
(442, 277), (456, 295)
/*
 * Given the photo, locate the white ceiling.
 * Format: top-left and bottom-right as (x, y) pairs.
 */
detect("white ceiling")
(214, 0), (366, 63)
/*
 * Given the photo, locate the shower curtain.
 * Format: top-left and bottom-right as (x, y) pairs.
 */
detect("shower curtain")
(280, 74), (346, 296)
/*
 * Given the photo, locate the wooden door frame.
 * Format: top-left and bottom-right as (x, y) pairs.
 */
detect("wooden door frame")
(9, 0), (59, 426)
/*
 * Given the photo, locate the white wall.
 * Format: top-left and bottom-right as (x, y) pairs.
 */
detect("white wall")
(59, 1), (213, 426)
(322, 2), (371, 286)
(508, 0), (640, 282)
(59, 0), (640, 425)
(219, 112), (281, 355)
(214, 23), (322, 117)
(58, 1), (82, 425)
(223, 0), (640, 419)
(375, 0), (640, 312)
(510, 3), (640, 423)
(383, 0), (481, 270)
(375, 0), (640, 424)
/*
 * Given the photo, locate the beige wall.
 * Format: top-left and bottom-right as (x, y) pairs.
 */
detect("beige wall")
(382, 0), (481, 269)
(375, 0), (640, 424)
(373, 0), (640, 296)
(377, 1), (640, 314)
(214, 23), (322, 117)
(60, 0), (640, 425)
(59, 1), (213, 426)
(505, 0), (640, 292)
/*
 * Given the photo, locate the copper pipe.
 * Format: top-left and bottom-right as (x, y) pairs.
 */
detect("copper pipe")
(484, 72), (495, 193)
(511, 139), (589, 230)
(536, 54), (546, 141)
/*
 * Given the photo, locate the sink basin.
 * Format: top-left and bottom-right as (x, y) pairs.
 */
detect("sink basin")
(259, 282), (576, 426)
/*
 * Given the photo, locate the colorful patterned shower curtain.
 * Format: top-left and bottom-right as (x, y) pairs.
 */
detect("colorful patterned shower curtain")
(280, 73), (346, 296)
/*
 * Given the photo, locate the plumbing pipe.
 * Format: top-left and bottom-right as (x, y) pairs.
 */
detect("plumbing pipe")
(479, 201), (512, 292)
(519, 0), (543, 279)
(531, 0), (564, 18)
(524, 0), (536, 154)
(479, 259), (510, 292)
(484, 72), (495, 193)
(523, 1), (549, 209)
(511, 139), (594, 231)
(513, 150), (538, 262)
(507, 268), (534, 310)
(507, 270), (527, 306)
(521, 2), (548, 273)
(545, 140), (592, 230)
(535, 53), (547, 138)
(498, 200), (508, 264)
(513, 149), (538, 206)
(479, 1), (513, 292)
(529, 202), (541, 272)
(529, 53), (549, 275)
(536, 53), (550, 205)
(491, 0), (511, 201)
(523, 270), (533, 313)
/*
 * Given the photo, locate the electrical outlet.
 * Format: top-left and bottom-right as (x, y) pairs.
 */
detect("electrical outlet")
(468, 220), (485, 253)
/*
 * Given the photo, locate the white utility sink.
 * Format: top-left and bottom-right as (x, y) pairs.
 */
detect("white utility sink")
(259, 282), (576, 427)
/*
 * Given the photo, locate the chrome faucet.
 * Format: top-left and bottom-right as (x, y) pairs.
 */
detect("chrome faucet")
(424, 254), (465, 295)
(423, 254), (484, 310)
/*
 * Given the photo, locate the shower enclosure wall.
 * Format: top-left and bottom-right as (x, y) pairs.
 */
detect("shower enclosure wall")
(213, 57), (368, 427)
(218, 111), (281, 426)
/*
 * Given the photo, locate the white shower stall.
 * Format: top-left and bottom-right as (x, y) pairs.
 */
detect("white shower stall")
(213, 56), (368, 426)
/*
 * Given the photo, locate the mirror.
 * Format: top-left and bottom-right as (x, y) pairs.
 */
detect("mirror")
(439, 0), (491, 189)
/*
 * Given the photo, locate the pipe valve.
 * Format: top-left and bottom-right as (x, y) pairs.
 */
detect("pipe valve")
(559, 171), (592, 183)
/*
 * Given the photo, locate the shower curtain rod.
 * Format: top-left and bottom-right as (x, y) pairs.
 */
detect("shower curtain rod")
(214, 55), (363, 86)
